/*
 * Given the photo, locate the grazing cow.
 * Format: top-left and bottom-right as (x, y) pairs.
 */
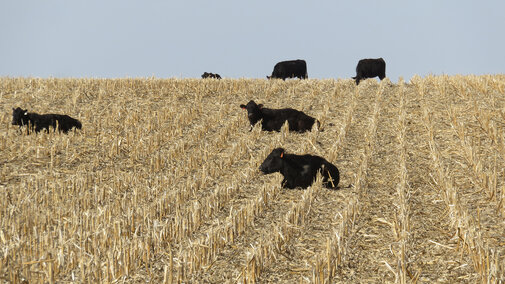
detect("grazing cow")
(201, 72), (222, 79)
(267, 59), (308, 80)
(352, 58), (386, 85)
(239, 100), (318, 132)
(259, 148), (340, 189)
(12, 107), (82, 134)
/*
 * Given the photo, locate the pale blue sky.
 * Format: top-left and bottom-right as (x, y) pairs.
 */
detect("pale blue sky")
(1, 1), (504, 80)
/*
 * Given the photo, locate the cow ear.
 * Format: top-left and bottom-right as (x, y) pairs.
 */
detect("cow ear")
(240, 104), (246, 109)
(258, 104), (263, 109)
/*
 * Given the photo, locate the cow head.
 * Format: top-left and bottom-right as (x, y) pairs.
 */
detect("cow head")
(201, 72), (209, 78)
(12, 107), (29, 126)
(240, 100), (263, 126)
(259, 148), (285, 174)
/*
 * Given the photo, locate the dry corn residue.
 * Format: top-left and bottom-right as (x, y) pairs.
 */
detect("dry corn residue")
(1, 76), (505, 283)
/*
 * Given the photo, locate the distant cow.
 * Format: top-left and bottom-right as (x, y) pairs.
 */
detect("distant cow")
(239, 100), (318, 132)
(267, 59), (308, 80)
(12, 107), (82, 134)
(352, 58), (386, 85)
(259, 148), (340, 189)
(201, 72), (222, 79)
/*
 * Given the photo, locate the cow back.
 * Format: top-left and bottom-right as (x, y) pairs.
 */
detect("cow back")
(262, 108), (315, 132)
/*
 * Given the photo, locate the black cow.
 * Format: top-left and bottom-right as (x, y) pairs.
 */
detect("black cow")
(201, 72), (222, 79)
(239, 100), (318, 132)
(352, 58), (386, 85)
(259, 148), (340, 189)
(12, 107), (82, 134)
(267, 59), (307, 80)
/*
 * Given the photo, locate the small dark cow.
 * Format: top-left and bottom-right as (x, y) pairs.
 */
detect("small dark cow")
(12, 107), (82, 134)
(352, 58), (386, 85)
(201, 72), (222, 79)
(259, 148), (340, 189)
(267, 59), (308, 80)
(239, 100), (318, 132)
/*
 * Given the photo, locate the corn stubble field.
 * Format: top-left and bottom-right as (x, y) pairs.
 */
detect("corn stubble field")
(1, 75), (505, 283)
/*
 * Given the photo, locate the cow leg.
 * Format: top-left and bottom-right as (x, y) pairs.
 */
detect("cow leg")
(288, 122), (297, 132)
(354, 71), (362, 85)
(282, 178), (297, 189)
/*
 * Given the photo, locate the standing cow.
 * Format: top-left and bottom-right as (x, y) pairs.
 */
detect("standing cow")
(259, 148), (340, 189)
(12, 107), (82, 134)
(267, 59), (308, 80)
(352, 58), (386, 85)
(239, 100), (318, 132)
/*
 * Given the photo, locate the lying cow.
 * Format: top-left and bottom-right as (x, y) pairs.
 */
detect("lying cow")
(201, 72), (222, 79)
(259, 148), (340, 189)
(239, 100), (318, 132)
(352, 58), (386, 85)
(12, 107), (82, 134)
(267, 59), (307, 80)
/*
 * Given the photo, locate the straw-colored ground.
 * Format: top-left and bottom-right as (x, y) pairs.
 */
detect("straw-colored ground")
(1, 76), (504, 283)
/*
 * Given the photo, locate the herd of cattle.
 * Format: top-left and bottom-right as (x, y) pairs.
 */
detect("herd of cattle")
(11, 58), (385, 189)
(202, 57), (386, 85)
